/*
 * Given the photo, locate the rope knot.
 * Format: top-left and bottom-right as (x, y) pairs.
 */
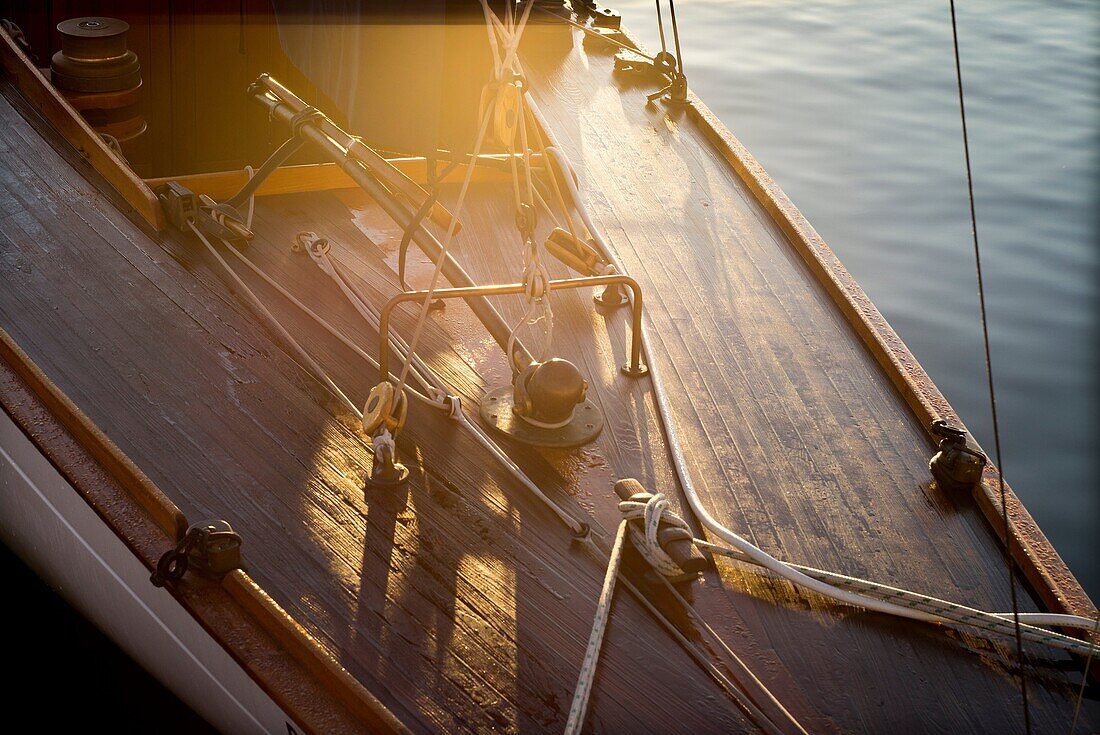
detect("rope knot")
(617, 488), (699, 579)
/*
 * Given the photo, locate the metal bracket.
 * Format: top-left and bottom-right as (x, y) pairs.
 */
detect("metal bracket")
(378, 273), (648, 382)
(365, 435), (410, 489)
(155, 182), (253, 243)
(613, 48), (688, 104)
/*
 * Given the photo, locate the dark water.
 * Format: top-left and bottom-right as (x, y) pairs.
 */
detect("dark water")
(2, 1), (1095, 727)
(0, 543), (214, 731)
(620, 0), (1099, 597)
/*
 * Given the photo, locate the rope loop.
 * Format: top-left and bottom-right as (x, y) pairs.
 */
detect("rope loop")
(292, 230), (316, 253)
(289, 105), (325, 137)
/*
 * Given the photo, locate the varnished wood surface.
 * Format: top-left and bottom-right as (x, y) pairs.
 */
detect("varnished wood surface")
(516, 29), (1099, 732)
(0, 87), (751, 733)
(0, 28), (1096, 735)
(675, 50), (1093, 622)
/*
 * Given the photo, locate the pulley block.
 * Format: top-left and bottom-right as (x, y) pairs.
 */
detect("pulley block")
(493, 81), (523, 149)
(362, 382), (408, 438)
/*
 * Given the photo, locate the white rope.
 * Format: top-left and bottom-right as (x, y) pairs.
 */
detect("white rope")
(220, 43), (800, 729)
(623, 495), (1097, 654)
(216, 226), (589, 535)
(211, 68), (586, 540)
(230, 167), (441, 407)
(448, 398), (586, 534)
(564, 521), (627, 735)
(310, 242), (445, 398)
(618, 493), (683, 577)
(484, 1), (556, 374)
(569, 517), (800, 735)
(506, 241), (555, 368)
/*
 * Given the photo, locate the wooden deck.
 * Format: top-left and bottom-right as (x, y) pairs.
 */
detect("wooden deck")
(1, 23), (1096, 734)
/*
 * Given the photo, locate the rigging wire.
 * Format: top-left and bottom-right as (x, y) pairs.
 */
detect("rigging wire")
(947, 1), (1030, 730)
(393, 0), (534, 397)
(654, 0), (668, 56)
(665, 0), (685, 77)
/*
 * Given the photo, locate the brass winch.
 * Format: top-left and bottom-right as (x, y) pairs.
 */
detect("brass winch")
(50, 17), (145, 142)
(480, 358), (604, 447)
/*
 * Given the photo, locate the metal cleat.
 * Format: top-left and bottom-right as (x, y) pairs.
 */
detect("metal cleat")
(929, 418), (987, 491)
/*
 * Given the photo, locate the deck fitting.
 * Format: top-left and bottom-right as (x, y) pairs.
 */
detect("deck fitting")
(929, 419), (987, 491)
(479, 385), (603, 448)
(366, 455), (409, 489)
(594, 283), (629, 309)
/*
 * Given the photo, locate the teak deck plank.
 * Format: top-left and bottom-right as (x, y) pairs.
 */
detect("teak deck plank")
(0, 22), (1096, 733)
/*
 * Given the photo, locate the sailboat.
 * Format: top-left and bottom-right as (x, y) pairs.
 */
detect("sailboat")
(0, 2), (1094, 732)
